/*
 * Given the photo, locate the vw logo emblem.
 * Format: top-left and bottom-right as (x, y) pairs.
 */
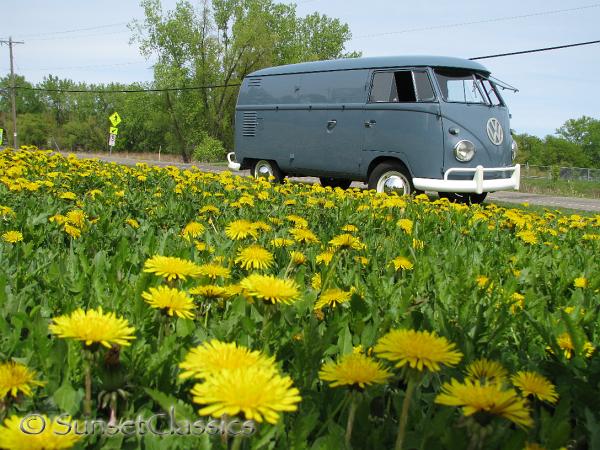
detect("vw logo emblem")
(486, 118), (504, 146)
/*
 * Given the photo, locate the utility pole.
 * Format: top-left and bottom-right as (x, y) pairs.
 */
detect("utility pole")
(1, 37), (25, 148)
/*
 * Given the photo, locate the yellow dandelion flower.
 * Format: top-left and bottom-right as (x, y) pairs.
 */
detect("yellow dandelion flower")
(179, 340), (276, 380)
(0, 361), (45, 399)
(329, 233), (364, 250)
(510, 292), (525, 313)
(198, 263), (231, 280)
(290, 227), (319, 244)
(286, 215), (308, 228)
(311, 273), (322, 290)
(181, 221), (205, 240)
(476, 275), (490, 289)
(59, 191), (77, 200)
(0, 205), (16, 218)
(397, 218), (413, 235)
(225, 219), (258, 240)
(314, 288), (352, 310)
(316, 250), (335, 266)
(141, 286), (196, 319)
(412, 238), (424, 250)
(0, 414), (82, 450)
(224, 284), (244, 298)
(65, 209), (86, 228)
(63, 224), (81, 239)
(235, 245), (274, 270)
(374, 329), (462, 372)
(240, 274), (300, 305)
(189, 284), (229, 299)
(392, 256), (414, 271)
(1, 231), (22, 244)
(465, 358), (507, 382)
(319, 352), (391, 389)
(516, 230), (538, 244)
(341, 224), (358, 233)
(125, 218), (140, 229)
(49, 307), (136, 348)
(143, 255), (202, 281)
(290, 251), (307, 265)
(574, 277), (588, 288)
(584, 342), (595, 358)
(199, 205), (219, 214)
(49, 214), (67, 225)
(435, 378), (533, 428)
(190, 366), (301, 424)
(251, 221), (272, 232)
(512, 371), (558, 404)
(556, 333), (575, 359)
(269, 238), (294, 248)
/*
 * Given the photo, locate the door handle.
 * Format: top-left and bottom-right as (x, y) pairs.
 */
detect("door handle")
(364, 120), (376, 128)
(327, 119), (337, 129)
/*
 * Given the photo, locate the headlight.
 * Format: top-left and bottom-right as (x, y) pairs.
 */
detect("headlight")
(454, 140), (475, 162)
(511, 140), (518, 161)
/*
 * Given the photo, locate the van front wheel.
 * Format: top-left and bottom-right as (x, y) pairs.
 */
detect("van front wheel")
(368, 163), (414, 195)
(252, 160), (284, 183)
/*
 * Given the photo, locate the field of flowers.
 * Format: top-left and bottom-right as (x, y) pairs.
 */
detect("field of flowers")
(0, 148), (599, 450)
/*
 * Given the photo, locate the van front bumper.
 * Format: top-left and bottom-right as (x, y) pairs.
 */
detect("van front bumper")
(413, 164), (520, 194)
(227, 152), (241, 171)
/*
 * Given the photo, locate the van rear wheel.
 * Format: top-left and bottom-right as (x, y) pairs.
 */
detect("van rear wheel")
(319, 177), (352, 189)
(368, 162), (414, 195)
(438, 192), (487, 204)
(252, 160), (284, 183)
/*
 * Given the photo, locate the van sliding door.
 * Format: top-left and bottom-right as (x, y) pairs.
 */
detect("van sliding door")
(290, 70), (370, 177)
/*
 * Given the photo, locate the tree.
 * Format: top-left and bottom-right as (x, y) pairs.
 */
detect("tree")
(130, 0), (356, 162)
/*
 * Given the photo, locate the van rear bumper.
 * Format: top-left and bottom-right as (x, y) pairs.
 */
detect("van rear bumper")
(227, 152), (241, 171)
(413, 164), (520, 194)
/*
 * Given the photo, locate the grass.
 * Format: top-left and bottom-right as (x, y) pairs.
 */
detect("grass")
(519, 177), (600, 199)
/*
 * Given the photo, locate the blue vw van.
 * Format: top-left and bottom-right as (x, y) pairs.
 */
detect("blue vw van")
(227, 56), (520, 203)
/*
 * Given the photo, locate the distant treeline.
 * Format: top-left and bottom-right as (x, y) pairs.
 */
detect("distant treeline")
(514, 116), (600, 169)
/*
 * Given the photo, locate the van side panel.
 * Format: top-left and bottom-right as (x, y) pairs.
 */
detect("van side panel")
(235, 75), (302, 168)
(290, 70), (369, 176)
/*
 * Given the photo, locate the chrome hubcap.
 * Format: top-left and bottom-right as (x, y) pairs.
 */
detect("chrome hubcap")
(377, 171), (409, 195)
(255, 162), (273, 179)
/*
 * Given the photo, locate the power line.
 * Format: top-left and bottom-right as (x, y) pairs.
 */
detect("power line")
(10, 38), (600, 94)
(12, 22), (128, 39)
(14, 82), (242, 94)
(351, 3), (600, 40)
(470, 39), (600, 60)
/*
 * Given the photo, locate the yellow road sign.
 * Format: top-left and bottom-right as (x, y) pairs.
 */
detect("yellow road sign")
(109, 127), (119, 135)
(109, 112), (122, 127)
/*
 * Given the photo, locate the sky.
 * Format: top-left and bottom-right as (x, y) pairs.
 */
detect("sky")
(1, 0), (599, 137)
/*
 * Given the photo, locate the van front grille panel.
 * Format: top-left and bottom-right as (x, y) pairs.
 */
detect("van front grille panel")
(242, 112), (258, 137)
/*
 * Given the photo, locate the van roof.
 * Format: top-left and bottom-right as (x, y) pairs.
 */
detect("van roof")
(248, 55), (489, 77)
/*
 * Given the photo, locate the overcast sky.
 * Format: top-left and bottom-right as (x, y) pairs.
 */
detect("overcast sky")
(1, 0), (599, 137)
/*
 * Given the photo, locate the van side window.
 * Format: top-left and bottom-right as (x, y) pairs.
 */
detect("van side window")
(413, 71), (435, 102)
(370, 70), (434, 103)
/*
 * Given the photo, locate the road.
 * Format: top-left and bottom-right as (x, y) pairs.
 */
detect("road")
(64, 152), (600, 213)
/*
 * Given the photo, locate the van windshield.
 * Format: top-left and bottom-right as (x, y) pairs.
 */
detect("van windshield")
(434, 69), (502, 106)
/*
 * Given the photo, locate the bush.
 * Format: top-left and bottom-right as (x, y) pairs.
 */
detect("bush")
(193, 132), (226, 163)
